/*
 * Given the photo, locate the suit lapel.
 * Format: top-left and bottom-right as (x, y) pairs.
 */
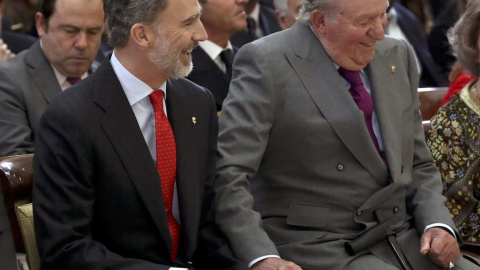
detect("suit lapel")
(190, 47), (229, 107)
(166, 80), (202, 258)
(92, 61), (174, 254)
(286, 23), (387, 184)
(367, 42), (408, 182)
(26, 41), (62, 103)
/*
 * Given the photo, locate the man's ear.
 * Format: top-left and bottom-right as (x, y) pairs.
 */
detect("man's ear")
(130, 23), (155, 48)
(311, 9), (327, 35)
(35, 12), (46, 37)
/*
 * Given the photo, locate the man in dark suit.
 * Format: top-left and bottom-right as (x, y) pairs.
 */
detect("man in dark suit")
(187, 0), (248, 112)
(386, 1), (449, 87)
(33, 0), (242, 269)
(214, 0), (479, 269)
(230, 0), (281, 48)
(0, 0), (104, 157)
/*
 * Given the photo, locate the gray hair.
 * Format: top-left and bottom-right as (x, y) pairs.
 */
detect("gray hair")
(448, 0), (480, 76)
(273, 0), (288, 17)
(104, 0), (169, 48)
(297, 0), (339, 24)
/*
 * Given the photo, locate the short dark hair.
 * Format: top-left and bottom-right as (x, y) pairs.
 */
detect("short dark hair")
(104, 0), (169, 48)
(38, 0), (57, 29)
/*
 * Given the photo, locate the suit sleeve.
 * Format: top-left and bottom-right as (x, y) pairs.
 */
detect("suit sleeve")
(192, 88), (247, 270)
(214, 42), (279, 264)
(401, 40), (459, 240)
(0, 64), (35, 156)
(33, 97), (172, 270)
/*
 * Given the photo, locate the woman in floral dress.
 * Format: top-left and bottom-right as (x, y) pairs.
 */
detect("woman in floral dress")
(427, 0), (480, 244)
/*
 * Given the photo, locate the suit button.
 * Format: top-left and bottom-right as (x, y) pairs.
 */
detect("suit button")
(337, 164), (344, 171)
(356, 210), (362, 216)
(393, 206), (399, 213)
(401, 166), (404, 173)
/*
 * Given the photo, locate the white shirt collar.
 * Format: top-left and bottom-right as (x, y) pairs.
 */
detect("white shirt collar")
(110, 51), (167, 106)
(198, 40), (233, 60)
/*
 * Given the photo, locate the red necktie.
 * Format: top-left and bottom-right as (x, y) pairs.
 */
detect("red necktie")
(149, 90), (180, 261)
(338, 68), (387, 164)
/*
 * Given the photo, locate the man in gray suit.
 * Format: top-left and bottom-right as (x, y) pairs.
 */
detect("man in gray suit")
(214, 0), (479, 269)
(0, 0), (104, 157)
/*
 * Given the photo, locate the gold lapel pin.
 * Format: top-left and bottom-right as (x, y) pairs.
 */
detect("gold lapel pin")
(192, 117), (197, 125)
(391, 66), (396, 74)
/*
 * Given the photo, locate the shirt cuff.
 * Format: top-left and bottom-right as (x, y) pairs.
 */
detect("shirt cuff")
(425, 223), (457, 240)
(169, 268), (188, 270)
(248, 255), (281, 269)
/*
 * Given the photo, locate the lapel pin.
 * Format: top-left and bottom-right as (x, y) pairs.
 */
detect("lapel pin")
(192, 117), (196, 125)
(391, 66), (396, 74)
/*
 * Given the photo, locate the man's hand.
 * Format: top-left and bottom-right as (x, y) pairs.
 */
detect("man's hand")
(420, 227), (460, 268)
(0, 39), (14, 62)
(251, 257), (303, 270)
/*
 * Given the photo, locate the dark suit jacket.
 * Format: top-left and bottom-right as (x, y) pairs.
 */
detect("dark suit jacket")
(187, 46), (234, 111)
(1, 30), (36, 54)
(33, 60), (243, 270)
(393, 2), (449, 87)
(0, 184), (16, 270)
(230, 4), (281, 48)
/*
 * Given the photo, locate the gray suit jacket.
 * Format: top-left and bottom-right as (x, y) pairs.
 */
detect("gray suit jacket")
(0, 40), (61, 156)
(215, 22), (460, 269)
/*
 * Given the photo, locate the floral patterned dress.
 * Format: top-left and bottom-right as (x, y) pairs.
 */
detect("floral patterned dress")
(427, 81), (480, 243)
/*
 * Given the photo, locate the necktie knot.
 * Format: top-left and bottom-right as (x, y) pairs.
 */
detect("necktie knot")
(149, 90), (164, 112)
(66, 76), (82, 86)
(220, 49), (234, 67)
(338, 67), (363, 87)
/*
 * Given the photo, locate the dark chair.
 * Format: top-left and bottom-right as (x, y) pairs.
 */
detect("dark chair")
(418, 87), (448, 120)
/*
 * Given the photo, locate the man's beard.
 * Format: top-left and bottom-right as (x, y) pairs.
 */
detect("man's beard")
(148, 29), (197, 79)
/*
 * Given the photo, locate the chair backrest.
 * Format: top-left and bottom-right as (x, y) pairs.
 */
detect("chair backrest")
(0, 154), (34, 253)
(16, 203), (39, 270)
(418, 87), (448, 121)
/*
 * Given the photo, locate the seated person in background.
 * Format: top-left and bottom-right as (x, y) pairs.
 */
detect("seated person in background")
(273, 0), (302, 30)
(0, 0), (104, 157)
(441, 61), (476, 106)
(427, 0), (480, 245)
(0, 0), (36, 56)
(230, 0), (281, 48)
(385, 0), (448, 87)
(187, 0), (248, 112)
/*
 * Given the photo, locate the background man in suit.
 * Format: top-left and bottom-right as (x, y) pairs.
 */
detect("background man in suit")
(230, 0), (281, 48)
(273, 0), (302, 30)
(0, 0), (104, 157)
(385, 0), (449, 87)
(33, 0), (242, 269)
(214, 0), (479, 269)
(187, 0), (248, 112)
